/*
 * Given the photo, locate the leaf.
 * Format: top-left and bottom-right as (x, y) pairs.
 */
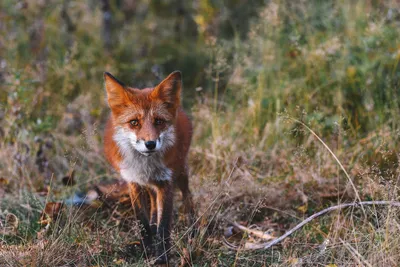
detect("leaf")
(112, 258), (126, 265)
(297, 204), (308, 213)
(39, 202), (64, 226)
(0, 177), (9, 186)
(0, 213), (19, 235)
(286, 258), (299, 264)
(44, 202), (63, 216)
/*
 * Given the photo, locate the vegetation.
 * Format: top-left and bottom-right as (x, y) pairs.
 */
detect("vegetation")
(1, 0), (400, 266)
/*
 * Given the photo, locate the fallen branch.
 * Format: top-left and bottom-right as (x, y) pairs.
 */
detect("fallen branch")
(228, 201), (400, 250)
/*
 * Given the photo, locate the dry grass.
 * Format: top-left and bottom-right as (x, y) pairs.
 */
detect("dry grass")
(1, 0), (400, 266)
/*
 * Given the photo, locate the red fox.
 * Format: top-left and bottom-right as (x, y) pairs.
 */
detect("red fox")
(103, 71), (194, 265)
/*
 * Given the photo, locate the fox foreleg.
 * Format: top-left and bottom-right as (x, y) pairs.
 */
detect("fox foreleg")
(152, 180), (173, 265)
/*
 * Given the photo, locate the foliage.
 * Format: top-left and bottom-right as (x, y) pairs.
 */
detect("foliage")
(1, 0), (400, 266)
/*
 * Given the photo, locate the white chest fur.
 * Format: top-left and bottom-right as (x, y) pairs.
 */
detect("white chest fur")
(119, 152), (172, 185)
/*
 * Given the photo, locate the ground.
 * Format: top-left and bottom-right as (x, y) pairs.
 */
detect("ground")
(1, 0), (400, 266)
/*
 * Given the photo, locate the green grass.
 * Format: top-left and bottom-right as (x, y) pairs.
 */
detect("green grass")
(1, 0), (400, 266)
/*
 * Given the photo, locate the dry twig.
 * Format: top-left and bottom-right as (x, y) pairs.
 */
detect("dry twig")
(226, 201), (400, 250)
(231, 221), (275, 240)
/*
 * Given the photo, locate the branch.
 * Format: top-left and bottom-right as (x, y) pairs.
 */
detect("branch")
(229, 201), (400, 250)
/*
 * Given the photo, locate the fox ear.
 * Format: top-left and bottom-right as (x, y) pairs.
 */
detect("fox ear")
(104, 72), (128, 109)
(151, 71), (182, 107)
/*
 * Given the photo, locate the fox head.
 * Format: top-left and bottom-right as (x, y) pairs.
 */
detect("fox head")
(104, 71), (181, 157)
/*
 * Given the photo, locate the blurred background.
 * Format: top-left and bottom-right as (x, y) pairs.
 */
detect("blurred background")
(1, 0), (400, 266)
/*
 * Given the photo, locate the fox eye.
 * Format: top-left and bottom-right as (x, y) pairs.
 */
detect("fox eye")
(130, 119), (139, 127)
(155, 118), (165, 125)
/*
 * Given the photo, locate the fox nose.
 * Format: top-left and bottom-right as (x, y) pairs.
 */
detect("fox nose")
(145, 141), (156, 150)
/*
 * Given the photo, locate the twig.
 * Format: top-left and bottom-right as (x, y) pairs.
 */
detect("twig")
(227, 201), (400, 250)
(231, 222), (275, 240)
